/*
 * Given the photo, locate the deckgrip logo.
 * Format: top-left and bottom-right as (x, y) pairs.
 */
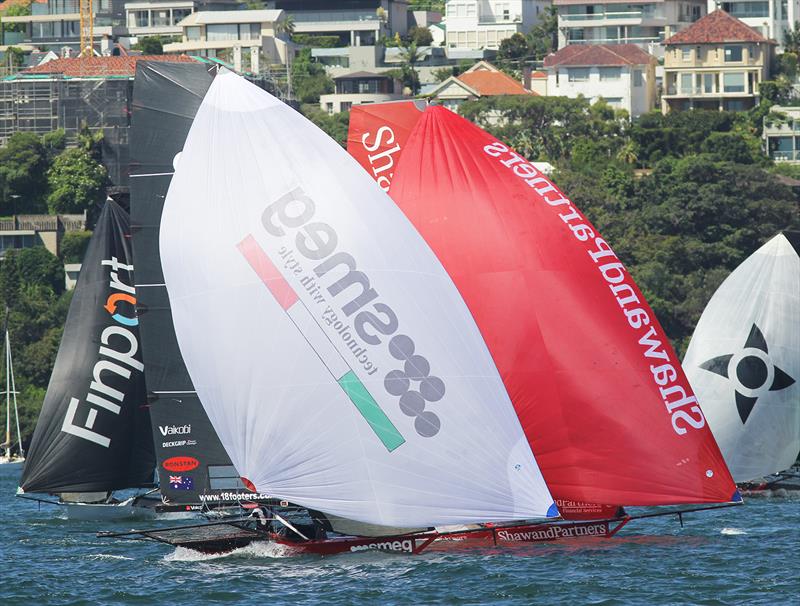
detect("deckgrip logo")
(360, 126), (401, 192)
(349, 539), (414, 553)
(260, 186), (446, 439)
(483, 141), (706, 437)
(497, 523), (607, 542)
(61, 256), (143, 448)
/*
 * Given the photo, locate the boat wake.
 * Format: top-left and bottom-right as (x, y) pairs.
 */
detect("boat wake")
(720, 527), (747, 536)
(88, 554), (135, 561)
(164, 541), (296, 562)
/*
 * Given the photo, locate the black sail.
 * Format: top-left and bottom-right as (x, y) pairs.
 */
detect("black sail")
(20, 200), (155, 493)
(130, 61), (250, 506)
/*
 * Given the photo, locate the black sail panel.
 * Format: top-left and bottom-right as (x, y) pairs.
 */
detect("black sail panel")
(20, 200), (155, 493)
(131, 61), (250, 505)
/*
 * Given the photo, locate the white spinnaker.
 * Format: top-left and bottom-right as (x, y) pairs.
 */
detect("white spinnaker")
(159, 71), (555, 526)
(684, 234), (799, 482)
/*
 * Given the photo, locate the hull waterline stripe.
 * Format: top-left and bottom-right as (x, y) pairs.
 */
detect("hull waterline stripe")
(237, 235), (405, 452)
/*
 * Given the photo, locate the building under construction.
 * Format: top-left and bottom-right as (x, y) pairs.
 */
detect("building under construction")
(0, 54), (290, 186)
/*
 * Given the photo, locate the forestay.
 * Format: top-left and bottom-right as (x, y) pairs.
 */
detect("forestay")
(684, 233), (799, 482)
(388, 106), (737, 506)
(159, 71), (555, 527)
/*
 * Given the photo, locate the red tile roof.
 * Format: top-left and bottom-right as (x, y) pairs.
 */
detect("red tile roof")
(663, 9), (771, 45)
(23, 55), (197, 77)
(457, 69), (531, 96)
(543, 44), (655, 68)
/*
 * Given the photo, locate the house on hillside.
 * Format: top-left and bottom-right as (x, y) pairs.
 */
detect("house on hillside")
(543, 44), (657, 117)
(661, 9), (776, 113)
(319, 71), (405, 114)
(427, 60), (533, 111)
(713, 0), (799, 50)
(553, 0), (706, 57)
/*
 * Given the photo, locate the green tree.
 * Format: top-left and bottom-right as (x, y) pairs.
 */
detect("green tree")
(397, 41), (425, 94)
(14, 247), (65, 294)
(2, 2), (31, 33)
(300, 104), (350, 147)
(46, 148), (108, 214)
(41, 129), (66, 161)
(783, 21), (800, 54)
(275, 14), (295, 38)
(528, 6), (558, 60)
(407, 25), (433, 46)
(59, 230), (93, 263)
(0, 131), (49, 214)
(291, 48), (334, 104)
(132, 36), (163, 55)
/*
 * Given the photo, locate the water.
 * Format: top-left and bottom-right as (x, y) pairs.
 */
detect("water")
(3, 467), (797, 605)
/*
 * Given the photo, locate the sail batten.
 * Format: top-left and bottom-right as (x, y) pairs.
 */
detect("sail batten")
(159, 71), (555, 527)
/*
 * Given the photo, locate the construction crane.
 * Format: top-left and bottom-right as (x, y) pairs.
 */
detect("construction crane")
(79, 0), (94, 57)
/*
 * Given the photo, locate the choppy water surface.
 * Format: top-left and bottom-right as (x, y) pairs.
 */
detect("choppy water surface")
(2, 467), (797, 605)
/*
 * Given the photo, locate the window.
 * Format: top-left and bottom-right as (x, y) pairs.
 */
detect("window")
(130, 10), (148, 27)
(568, 68), (590, 82)
(173, 9), (192, 24)
(340, 102), (352, 112)
(186, 26), (201, 41)
(633, 69), (643, 87)
(599, 67), (621, 81)
(703, 73), (714, 93)
(604, 97), (623, 107)
(723, 72), (745, 92)
(207, 24), (238, 41)
(681, 47), (691, 60)
(325, 102), (333, 115)
(724, 45), (743, 62)
(680, 73), (693, 93)
(153, 10), (169, 27)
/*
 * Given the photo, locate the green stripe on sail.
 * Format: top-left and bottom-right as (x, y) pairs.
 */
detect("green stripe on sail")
(338, 371), (405, 452)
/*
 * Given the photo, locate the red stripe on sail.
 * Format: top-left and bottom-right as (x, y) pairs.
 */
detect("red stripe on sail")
(387, 106), (736, 506)
(237, 235), (298, 311)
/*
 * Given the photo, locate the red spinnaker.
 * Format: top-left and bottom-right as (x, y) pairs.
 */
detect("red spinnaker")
(347, 101), (424, 192)
(386, 106), (737, 506)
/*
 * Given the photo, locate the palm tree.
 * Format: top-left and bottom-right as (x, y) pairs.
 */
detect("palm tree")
(276, 14), (295, 39)
(399, 41), (425, 95)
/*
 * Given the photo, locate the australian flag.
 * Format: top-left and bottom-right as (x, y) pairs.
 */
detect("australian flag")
(168, 475), (194, 490)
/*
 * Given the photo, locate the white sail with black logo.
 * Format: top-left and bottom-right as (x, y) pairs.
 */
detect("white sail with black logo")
(684, 232), (800, 482)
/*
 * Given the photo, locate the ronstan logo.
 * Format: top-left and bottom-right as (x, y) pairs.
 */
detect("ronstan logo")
(699, 323), (796, 423)
(163, 456), (200, 472)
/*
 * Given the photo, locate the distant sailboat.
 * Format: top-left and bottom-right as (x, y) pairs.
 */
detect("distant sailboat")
(17, 200), (158, 519)
(684, 232), (799, 493)
(0, 315), (24, 468)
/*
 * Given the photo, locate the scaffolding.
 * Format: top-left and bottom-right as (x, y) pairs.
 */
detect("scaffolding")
(0, 63), (289, 186)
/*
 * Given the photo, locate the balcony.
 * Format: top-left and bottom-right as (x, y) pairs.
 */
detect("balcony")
(561, 9), (665, 24)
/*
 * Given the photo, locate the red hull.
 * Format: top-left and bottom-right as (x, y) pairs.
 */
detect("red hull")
(272, 518), (632, 556)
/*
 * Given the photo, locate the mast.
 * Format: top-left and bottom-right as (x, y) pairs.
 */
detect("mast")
(9, 329), (23, 458)
(4, 328), (10, 460)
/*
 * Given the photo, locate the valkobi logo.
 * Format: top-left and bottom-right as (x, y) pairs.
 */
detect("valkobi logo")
(61, 257), (143, 448)
(159, 424), (192, 436)
(238, 186), (446, 451)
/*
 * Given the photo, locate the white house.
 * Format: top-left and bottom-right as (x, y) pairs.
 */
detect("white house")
(544, 44), (657, 117)
(554, 0), (706, 57)
(711, 0), (799, 50)
(163, 9), (289, 69)
(319, 71), (405, 114)
(444, 0), (549, 50)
